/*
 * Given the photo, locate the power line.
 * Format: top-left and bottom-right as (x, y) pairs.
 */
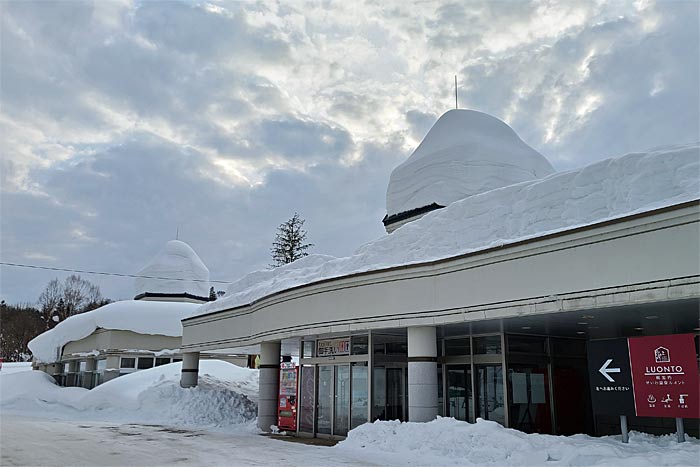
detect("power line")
(0, 262), (231, 284)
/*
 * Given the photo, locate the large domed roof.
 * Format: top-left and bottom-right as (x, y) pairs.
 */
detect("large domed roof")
(386, 109), (555, 219)
(134, 240), (210, 299)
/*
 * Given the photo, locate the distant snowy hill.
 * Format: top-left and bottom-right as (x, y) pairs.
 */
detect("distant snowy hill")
(386, 109), (554, 219)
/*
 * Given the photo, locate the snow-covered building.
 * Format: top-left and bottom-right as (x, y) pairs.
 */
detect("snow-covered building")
(29, 240), (245, 389)
(383, 110), (555, 232)
(177, 108), (699, 440)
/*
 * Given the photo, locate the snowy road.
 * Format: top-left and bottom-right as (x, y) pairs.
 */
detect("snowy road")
(0, 415), (376, 467)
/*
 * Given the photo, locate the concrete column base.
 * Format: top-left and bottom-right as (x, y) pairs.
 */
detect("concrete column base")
(257, 342), (281, 432)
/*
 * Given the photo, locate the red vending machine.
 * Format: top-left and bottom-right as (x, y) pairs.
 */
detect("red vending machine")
(278, 362), (298, 431)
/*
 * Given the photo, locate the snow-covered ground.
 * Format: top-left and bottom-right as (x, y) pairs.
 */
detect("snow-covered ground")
(2, 362), (698, 466)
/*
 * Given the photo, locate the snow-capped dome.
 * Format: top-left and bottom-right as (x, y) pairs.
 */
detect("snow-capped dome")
(134, 240), (210, 300)
(386, 109), (555, 220)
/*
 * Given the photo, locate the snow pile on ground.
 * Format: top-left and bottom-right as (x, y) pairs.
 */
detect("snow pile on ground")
(336, 417), (700, 467)
(195, 143), (699, 316)
(387, 109), (555, 218)
(0, 362), (32, 374)
(134, 239), (210, 298)
(1, 361), (258, 432)
(28, 300), (200, 363)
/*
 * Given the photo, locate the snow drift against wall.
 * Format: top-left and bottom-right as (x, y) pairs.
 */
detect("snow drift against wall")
(386, 109), (555, 218)
(134, 240), (210, 299)
(193, 143), (699, 318)
(0, 361), (258, 431)
(28, 300), (200, 363)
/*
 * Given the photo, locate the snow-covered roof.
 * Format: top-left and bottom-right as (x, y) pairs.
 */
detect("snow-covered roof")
(28, 300), (200, 363)
(192, 143), (699, 318)
(134, 240), (210, 299)
(386, 109), (555, 219)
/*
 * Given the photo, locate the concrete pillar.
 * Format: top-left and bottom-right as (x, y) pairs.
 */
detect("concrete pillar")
(407, 326), (439, 422)
(103, 356), (120, 382)
(83, 358), (96, 389)
(257, 341), (281, 432)
(180, 351), (200, 388)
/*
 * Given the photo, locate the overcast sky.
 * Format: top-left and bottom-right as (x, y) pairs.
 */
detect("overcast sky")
(1, 0), (698, 304)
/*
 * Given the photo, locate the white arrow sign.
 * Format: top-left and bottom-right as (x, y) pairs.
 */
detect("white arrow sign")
(599, 359), (621, 382)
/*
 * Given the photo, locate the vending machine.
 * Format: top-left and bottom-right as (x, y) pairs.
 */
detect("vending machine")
(278, 362), (298, 431)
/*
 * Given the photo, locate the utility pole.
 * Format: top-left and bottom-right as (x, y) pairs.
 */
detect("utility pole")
(455, 75), (458, 109)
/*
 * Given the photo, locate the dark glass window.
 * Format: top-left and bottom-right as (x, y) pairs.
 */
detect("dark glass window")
(550, 338), (586, 357)
(172, 358), (182, 363)
(303, 341), (315, 358)
(137, 357), (154, 369)
(120, 358), (136, 369)
(155, 357), (171, 366)
(508, 335), (547, 355)
(473, 336), (502, 355)
(445, 338), (470, 356)
(351, 336), (368, 355)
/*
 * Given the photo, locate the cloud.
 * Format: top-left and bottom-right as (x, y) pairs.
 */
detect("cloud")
(1, 0), (697, 304)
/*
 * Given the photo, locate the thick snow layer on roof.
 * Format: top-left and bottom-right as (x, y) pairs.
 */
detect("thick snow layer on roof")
(193, 143), (699, 318)
(134, 240), (210, 299)
(28, 300), (200, 363)
(386, 109), (555, 218)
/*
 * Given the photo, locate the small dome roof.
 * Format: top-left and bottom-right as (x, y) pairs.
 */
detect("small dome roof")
(134, 240), (210, 299)
(386, 109), (555, 218)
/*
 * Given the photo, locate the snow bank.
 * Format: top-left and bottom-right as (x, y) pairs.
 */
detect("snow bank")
(0, 361), (258, 432)
(336, 418), (700, 467)
(28, 300), (201, 363)
(387, 109), (555, 218)
(195, 143), (699, 317)
(0, 361), (32, 374)
(134, 240), (210, 298)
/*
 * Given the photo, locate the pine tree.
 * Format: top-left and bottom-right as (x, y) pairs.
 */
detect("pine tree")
(209, 287), (217, 301)
(270, 212), (313, 267)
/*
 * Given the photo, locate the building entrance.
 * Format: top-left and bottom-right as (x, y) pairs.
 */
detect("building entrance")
(446, 365), (473, 422)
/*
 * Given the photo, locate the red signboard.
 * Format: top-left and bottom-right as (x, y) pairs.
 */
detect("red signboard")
(628, 334), (699, 419)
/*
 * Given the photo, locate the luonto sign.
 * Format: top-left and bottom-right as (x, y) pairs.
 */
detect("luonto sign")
(628, 333), (699, 419)
(588, 333), (699, 419)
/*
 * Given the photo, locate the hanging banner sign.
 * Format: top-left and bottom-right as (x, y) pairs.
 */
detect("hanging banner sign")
(588, 333), (699, 419)
(317, 338), (350, 357)
(628, 333), (700, 419)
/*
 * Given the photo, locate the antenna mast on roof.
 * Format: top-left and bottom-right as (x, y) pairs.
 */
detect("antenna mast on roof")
(176, 226), (179, 240)
(455, 75), (458, 109)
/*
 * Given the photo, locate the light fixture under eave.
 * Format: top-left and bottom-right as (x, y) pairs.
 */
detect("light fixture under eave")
(576, 331), (586, 335)
(644, 315), (659, 320)
(521, 326), (532, 330)
(581, 315), (595, 319)
(634, 327), (644, 331)
(577, 322), (588, 325)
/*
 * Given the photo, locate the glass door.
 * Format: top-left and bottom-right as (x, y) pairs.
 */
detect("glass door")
(351, 363), (368, 430)
(333, 365), (350, 436)
(508, 364), (552, 434)
(386, 367), (405, 421)
(316, 365), (333, 434)
(476, 364), (505, 425)
(447, 365), (473, 422)
(299, 365), (315, 433)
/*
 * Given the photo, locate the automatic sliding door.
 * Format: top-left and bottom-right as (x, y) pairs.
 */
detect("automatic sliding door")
(317, 366), (332, 434)
(447, 365), (473, 422)
(476, 364), (505, 425)
(333, 365), (350, 436)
